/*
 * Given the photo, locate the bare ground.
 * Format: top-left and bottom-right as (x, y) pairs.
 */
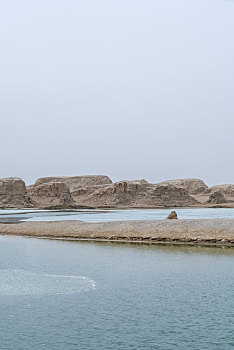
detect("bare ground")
(1, 219), (234, 246)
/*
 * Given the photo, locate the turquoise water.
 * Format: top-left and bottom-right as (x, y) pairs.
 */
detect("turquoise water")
(1, 236), (234, 349)
(0, 207), (234, 223)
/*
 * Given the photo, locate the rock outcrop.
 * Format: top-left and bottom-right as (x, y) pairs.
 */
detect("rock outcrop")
(166, 211), (178, 219)
(71, 181), (198, 208)
(2, 174), (234, 209)
(34, 175), (112, 191)
(0, 177), (31, 208)
(204, 185), (234, 203)
(206, 191), (226, 204)
(159, 178), (208, 195)
(27, 182), (74, 209)
(128, 179), (149, 185)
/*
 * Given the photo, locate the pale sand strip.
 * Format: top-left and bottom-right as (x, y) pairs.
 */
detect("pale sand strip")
(1, 219), (234, 245)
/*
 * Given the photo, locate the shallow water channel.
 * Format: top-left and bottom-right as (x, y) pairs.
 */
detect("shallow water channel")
(0, 207), (234, 223)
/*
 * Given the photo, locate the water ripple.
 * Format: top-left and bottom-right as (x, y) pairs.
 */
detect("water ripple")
(0, 269), (96, 296)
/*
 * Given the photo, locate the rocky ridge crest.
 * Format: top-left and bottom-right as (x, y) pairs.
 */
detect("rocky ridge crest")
(0, 176), (233, 209)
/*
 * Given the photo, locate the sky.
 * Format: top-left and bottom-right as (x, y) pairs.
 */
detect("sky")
(0, 0), (234, 186)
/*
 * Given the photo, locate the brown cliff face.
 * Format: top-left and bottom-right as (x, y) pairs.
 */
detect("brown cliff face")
(192, 184), (234, 205)
(0, 177), (31, 208)
(3, 174), (234, 209)
(34, 175), (112, 191)
(71, 181), (198, 208)
(204, 185), (234, 203)
(27, 182), (74, 208)
(206, 191), (226, 204)
(159, 178), (208, 195)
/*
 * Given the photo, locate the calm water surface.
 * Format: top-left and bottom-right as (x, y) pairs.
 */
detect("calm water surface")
(0, 207), (234, 223)
(0, 236), (234, 349)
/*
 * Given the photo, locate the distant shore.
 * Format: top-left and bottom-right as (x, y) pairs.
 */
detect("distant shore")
(1, 219), (234, 246)
(2, 176), (234, 210)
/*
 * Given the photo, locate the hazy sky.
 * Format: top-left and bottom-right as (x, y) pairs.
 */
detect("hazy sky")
(0, 0), (234, 186)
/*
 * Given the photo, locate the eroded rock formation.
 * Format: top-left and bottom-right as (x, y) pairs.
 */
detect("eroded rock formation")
(193, 184), (234, 205)
(71, 181), (198, 208)
(0, 177), (31, 208)
(159, 178), (208, 195)
(206, 191), (226, 204)
(166, 211), (178, 219)
(27, 182), (74, 208)
(204, 185), (234, 203)
(1, 175), (234, 209)
(34, 175), (112, 191)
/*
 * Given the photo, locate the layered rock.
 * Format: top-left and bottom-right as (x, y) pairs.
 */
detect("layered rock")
(34, 175), (112, 191)
(3, 174), (234, 209)
(71, 181), (198, 208)
(27, 182), (74, 209)
(204, 185), (234, 203)
(0, 177), (31, 208)
(128, 179), (149, 185)
(159, 178), (208, 195)
(206, 191), (226, 204)
(205, 184), (234, 201)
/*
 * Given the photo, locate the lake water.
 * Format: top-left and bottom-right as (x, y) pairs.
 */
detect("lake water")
(1, 235), (234, 349)
(0, 207), (234, 223)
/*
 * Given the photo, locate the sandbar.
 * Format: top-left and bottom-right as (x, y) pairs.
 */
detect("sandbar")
(1, 219), (234, 246)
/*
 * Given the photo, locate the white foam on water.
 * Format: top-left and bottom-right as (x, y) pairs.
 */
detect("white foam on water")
(0, 269), (96, 296)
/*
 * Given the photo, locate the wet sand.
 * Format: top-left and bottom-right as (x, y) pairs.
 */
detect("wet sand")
(1, 219), (234, 246)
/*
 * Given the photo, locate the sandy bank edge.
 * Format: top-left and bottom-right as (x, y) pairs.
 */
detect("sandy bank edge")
(1, 219), (234, 246)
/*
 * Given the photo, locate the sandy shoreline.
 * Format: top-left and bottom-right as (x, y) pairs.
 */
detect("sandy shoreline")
(1, 219), (234, 246)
